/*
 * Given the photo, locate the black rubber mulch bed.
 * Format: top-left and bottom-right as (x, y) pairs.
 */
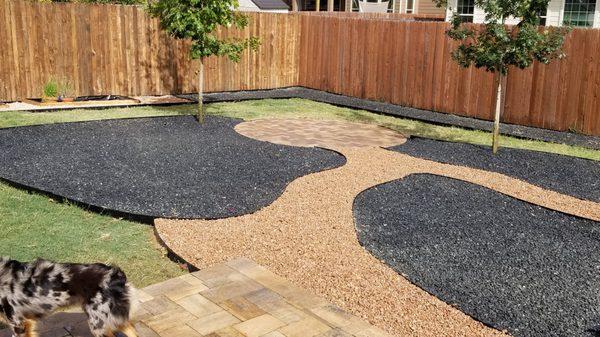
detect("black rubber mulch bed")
(0, 116), (345, 219)
(353, 174), (600, 337)
(391, 138), (600, 202)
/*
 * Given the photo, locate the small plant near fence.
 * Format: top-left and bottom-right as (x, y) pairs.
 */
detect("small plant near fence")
(42, 79), (59, 103)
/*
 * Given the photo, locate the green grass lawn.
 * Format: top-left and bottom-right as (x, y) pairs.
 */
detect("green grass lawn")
(0, 182), (185, 288)
(3, 98), (598, 160)
(0, 98), (598, 294)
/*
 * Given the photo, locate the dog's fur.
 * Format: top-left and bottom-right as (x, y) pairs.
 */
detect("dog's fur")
(0, 257), (137, 337)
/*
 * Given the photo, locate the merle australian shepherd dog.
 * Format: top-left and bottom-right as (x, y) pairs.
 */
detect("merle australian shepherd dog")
(0, 257), (137, 337)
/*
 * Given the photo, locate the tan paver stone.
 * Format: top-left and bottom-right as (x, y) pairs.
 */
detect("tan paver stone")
(201, 279), (264, 303)
(176, 293), (223, 318)
(141, 296), (182, 316)
(188, 311), (241, 335)
(193, 264), (248, 288)
(165, 283), (210, 301)
(211, 326), (246, 337)
(143, 308), (196, 333)
(179, 273), (209, 287)
(143, 278), (191, 297)
(160, 324), (203, 337)
(278, 316), (332, 337)
(260, 332), (287, 337)
(132, 306), (153, 321)
(267, 305), (307, 324)
(316, 328), (354, 337)
(135, 322), (162, 337)
(137, 289), (155, 303)
(220, 296), (267, 320)
(244, 288), (286, 311)
(233, 314), (286, 337)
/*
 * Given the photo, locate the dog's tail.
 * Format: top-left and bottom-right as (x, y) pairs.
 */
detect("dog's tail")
(125, 282), (139, 321)
(107, 267), (139, 321)
(107, 267), (139, 337)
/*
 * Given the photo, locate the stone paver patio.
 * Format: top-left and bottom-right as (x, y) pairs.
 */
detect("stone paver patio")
(0, 258), (390, 337)
(235, 119), (406, 148)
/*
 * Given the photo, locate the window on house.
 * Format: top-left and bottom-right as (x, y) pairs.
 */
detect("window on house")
(538, 6), (548, 25)
(456, 0), (475, 22)
(563, 0), (596, 27)
(406, 0), (414, 13)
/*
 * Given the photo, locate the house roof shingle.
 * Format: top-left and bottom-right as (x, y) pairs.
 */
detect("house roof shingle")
(251, 0), (290, 10)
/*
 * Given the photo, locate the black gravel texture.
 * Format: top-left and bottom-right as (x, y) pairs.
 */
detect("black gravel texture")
(391, 138), (600, 202)
(353, 174), (600, 337)
(194, 87), (600, 150)
(0, 116), (345, 219)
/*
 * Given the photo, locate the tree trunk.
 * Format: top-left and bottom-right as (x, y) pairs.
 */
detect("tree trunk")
(492, 73), (506, 154)
(197, 58), (204, 124)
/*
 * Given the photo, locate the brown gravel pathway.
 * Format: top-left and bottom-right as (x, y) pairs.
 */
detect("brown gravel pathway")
(155, 119), (599, 337)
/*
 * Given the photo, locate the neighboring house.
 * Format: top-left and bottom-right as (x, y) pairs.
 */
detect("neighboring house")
(239, 0), (290, 12)
(289, 0), (445, 15)
(446, 0), (600, 28)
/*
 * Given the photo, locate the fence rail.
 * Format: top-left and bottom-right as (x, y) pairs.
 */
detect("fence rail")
(0, 0), (599, 136)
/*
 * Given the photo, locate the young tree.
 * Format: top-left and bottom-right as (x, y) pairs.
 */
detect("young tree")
(436, 0), (569, 153)
(148, 0), (259, 123)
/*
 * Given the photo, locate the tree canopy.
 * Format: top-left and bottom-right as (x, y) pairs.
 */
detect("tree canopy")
(436, 0), (570, 75)
(148, 0), (260, 62)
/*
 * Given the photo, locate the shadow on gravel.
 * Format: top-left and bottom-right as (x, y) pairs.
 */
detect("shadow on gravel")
(354, 174), (600, 337)
(391, 138), (599, 202)
(0, 116), (345, 219)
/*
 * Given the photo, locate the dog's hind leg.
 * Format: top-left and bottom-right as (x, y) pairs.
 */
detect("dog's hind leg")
(117, 322), (138, 337)
(23, 319), (38, 337)
(7, 317), (36, 337)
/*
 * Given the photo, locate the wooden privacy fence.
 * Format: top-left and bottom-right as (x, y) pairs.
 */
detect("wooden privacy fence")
(299, 15), (600, 136)
(0, 0), (300, 101)
(0, 0), (599, 136)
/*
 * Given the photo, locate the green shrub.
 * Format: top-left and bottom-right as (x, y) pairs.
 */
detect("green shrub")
(42, 79), (59, 99)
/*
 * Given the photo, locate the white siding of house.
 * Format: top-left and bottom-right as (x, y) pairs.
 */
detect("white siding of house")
(546, 0), (564, 26)
(446, 0), (600, 27)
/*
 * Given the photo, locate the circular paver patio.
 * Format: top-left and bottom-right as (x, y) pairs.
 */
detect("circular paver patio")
(235, 118), (407, 148)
